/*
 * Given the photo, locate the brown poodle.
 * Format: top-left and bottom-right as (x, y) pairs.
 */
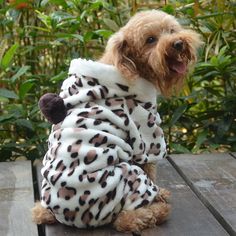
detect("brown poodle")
(32, 10), (201, 233)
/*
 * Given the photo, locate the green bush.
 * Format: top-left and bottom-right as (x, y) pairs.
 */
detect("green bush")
(0, 0), (235, 161)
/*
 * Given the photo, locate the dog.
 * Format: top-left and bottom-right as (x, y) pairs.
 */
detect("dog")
(32, 10), (201, 233)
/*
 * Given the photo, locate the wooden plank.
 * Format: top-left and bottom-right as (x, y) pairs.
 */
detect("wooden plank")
(45, 224), (129, 236)
(35, 163), (132, 236)
(0, 161), (38, 236)
(142, 158), (228, 236)
(168, 153), (236, 236)
(230, 152), (236, 159)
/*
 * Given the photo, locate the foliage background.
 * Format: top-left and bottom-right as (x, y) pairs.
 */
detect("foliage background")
(0, 0), (235, 162)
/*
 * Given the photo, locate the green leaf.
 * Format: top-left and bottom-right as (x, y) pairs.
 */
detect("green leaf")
(95, 29), (113, 39)
(19, 81), (34, 99)
(0, 43), (19, 69)
(36, 10), (52, 30)
(162, 5), (175, 15)
(170, 105), (188, 126)
(50, 71), (67, 82)
(0, 39), (7, 61)
(55, 33), (84, 42)
(51, 11), (73, 23)
(171, 143), (191, 154)
(103, 18), (119, 31)
(0, 88), (19, 99)
(16, 119), (34, 131)
(11, 66), (30, 82)
(192, 130), (208, 152)
(0, 114), (14, 123)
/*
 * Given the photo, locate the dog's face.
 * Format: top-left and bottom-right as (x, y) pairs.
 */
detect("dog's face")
(101, 10), (202, 96)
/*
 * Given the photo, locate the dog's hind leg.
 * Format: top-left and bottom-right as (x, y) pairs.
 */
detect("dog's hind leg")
(148, 201), (171, 225)
(113, 207), (156, 233)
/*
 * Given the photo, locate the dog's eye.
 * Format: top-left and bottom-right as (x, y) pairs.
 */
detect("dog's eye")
(146, 36), (157, 44)
(170, 29), (175, 34)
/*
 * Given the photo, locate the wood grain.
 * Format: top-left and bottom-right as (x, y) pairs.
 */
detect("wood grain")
(142, 158), (228, 236)
(0, 161), (38, 236)
(169, 153), (236, 236)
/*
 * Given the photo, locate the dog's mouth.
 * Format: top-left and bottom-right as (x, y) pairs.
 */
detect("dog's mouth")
(167, 57), (187, 75)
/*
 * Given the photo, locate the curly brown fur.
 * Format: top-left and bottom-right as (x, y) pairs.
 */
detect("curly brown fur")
(100, 10), (202, 96)
(113, 194), (171, 233)
(32, 201), (56, 225)
(143, 163), (157, 183)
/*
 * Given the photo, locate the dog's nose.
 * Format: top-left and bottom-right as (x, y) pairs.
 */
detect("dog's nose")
(173, 40), (184, 51)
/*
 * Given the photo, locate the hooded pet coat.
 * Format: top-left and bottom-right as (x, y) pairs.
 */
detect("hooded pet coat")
(41, 59), (167, 228)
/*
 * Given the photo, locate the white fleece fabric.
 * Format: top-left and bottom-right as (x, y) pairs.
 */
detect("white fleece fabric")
(40, 58), (167, 228)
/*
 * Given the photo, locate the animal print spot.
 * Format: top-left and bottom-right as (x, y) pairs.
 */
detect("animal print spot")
(106, 188), (116, 201)
(42, 169), (49, 179)
(87, 90), (99, 100)
(67, 140), (82, 158)
(68, 85), (78, 96)
(102, 211), (111, 221)
(71, 152), (78, 158)
(107, 155), (114, 165)
(78, 111), (89, 118)
(42, 187), (51, 205)
(147, 113), (156, 127)
(64, 208), (78, 222)
(99, 170), (109, 188)
(79, 190), (91, 206)
(61, 181), (66, 187)
(86, 77), (99, 86)
(76, 118), (84, 124)
(68, 159), (80, 176)
(89, 134), (108, 147)
(66, 103), (73, 108)
(103, 148), (109, 154)
(57, 186), (77, 200)
(105, 98), (124, 107)
(153, 126), (164, 138)
(50, 172), (62, 185)
(88, 198), (97, 205)
(75, 78), (83, 87)
(152, 186), (158, 192)
(116, 83), (129, 92)
(55, 160), (66, 172)
(94, 119), (102, 125)
(100, 86), (108, 98)
(78, 175), (83, 182)
(149, 143), (161, 155)
(127, 136), (136, 148)
(87, 172), (98, 182)
(81, 209), (93, 225)
(84, 150), (97, 165)
(135, 199), (150, 209)
(126, 98), (136, 114)
(143, 102), (152, 109)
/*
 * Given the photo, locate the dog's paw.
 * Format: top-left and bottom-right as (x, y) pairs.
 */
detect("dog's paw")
(155, 188), (171, 203)
(148, 201), (171, 225)
(113, 208), (156, 233)
(32, 202), (56, 225)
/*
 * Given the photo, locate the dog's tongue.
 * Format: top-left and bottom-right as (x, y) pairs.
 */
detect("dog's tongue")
(170, 61), (187, 74)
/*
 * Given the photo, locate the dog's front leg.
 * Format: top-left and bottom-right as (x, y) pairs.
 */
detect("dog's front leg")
(142, 163), (157, 183)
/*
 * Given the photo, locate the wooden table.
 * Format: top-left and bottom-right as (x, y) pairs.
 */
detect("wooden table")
(1, 153), (235, 236)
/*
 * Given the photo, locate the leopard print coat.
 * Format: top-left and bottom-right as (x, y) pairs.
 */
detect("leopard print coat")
(40, 59), (167, 228)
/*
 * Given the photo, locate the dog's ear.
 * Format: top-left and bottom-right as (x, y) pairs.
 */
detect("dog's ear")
(101, 32), (138, 79)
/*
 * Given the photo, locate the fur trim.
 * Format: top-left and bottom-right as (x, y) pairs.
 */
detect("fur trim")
(68, 58), (159, 103)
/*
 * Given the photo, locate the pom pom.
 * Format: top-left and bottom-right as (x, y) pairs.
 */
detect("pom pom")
(39, 93), (67, 124)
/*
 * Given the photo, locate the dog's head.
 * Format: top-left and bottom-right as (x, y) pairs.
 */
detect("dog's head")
(101, 10), (202, 96)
